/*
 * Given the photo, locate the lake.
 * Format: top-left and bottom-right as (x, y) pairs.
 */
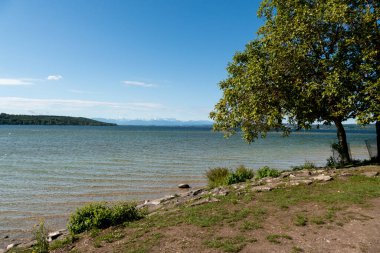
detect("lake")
(0, 125), (375, 243)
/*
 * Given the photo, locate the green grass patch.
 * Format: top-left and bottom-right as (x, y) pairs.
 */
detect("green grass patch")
(294, 213), (308, 226)
(259, 176), (380, 208)
(292, 161), (316, 171)
(68, 202), (144, 234)
(49, 235), (78, 250)
(266, 234), (292, 244)
(256, 166), (281, 179)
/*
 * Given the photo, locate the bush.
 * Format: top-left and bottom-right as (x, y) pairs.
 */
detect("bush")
(206, 166), (254, 188)
(226, 165), (254, 185)
(33, 220), (49, 253)
(255, 166), (281, 179)
(206, 167), (230, 188)
(68, 202), (144, 234)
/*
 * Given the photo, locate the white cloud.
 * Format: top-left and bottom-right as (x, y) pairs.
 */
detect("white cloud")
(0, 78), (33, 86)
(47, 75), (63, 81)
(123, 80), (156, 88)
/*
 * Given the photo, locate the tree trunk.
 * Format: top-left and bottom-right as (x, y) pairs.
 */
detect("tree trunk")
(334, 120), (351, 163)
(376, 121), (380, 162)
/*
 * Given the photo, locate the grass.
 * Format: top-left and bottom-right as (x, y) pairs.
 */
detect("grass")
(259, 176), (380, 208)
(266, 234), (293, 244)
(12, 168), (380, 253)
(294, 213), (308, 226)
(204, 235), (257, 253)
(292, 161), (317, 171)
(49, 235), (78, 251)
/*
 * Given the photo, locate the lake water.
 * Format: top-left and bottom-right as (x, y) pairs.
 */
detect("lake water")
(0, 125), (375, 243)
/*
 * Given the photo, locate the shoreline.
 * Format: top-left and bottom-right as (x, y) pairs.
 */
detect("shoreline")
(3, 164), (379, 252)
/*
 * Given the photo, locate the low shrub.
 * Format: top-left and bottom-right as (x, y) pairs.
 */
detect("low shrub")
(255, 166), (281, 179)
(206, 167), (230, 188)
(226, 166), (254, 185)
(207, 166), (254, 187)
(68, 202), (144, 234)
(33, 220), (49, 253)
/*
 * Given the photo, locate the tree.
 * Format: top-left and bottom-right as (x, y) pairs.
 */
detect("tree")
(210, 0), (379, 163)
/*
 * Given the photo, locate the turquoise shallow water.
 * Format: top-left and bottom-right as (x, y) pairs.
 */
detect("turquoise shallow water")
(0, 125), (375, 242)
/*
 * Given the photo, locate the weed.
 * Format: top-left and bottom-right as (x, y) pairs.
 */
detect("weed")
(311, 216), (325, 225)
(240, 220), (262, 230)
(32, 220), (49, 253)
(206, 167), (230, 188)
(294, 213), (308, 226)
(226, 165), (254, 185)
(256, 166), (281, 179)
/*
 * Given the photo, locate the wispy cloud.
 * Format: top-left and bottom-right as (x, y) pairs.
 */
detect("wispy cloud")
(68, 89), (99, 95)
(0, 78), (34, 86)
(0, 97), (164, 118)
(123, 80), (156, 88)
(47, 75), (63, 81)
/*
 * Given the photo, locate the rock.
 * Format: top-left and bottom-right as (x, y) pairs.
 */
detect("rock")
(340, 172), (353, 177)
(148, 195), (176, 205)
(6, 243), (19, 250)
(289, 179), (313, 186)
(362, 171), (379, 177)
(280, 172), (292, 178)
(298, 170), (311, 177)
(312, 174), (333, 182)
(178, 183), (190, 189)
(48, 230), (64, 242)
(0, 249), (5, 253)
(3, 235), (9, 239)
(211, 187), (230, 196)
(191, 189), (204, 196)
(289, 174), (296, 178)
(251, 186), (272, 192)
(190, 197), (219, 206)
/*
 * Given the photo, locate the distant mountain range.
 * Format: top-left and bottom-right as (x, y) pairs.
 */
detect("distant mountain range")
(93, 118), (213, 126)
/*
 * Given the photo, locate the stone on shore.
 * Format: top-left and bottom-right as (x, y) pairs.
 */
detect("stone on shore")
(312, 174), (333, 182)
(48, 230), (65, 242)
(252, 186), (272, 192)
(6, 243), (19, 250)
(362, 171), (379, 177)
(178, 183), (190, 189)
(190, 197), (219, 206)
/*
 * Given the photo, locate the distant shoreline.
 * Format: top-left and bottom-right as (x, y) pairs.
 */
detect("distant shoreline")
(0, 113), (116, 126)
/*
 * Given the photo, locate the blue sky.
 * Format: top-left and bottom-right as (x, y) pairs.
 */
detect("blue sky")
(0, 0), (262, 120)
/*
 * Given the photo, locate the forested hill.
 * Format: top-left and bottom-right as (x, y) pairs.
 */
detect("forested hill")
(0, 113), (117, 126)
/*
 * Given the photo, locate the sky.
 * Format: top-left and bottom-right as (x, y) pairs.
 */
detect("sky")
(0, 0), (263, 121)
